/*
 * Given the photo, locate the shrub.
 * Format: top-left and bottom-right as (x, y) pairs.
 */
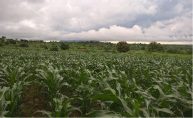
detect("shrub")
(50, 44), (58, 51)
(116, 41), (130, 53)
(45, 45), (48, 50)
(186, 49), (192, 54)
(0, 42), (3, 47)
(104, 47), (110, 52)
(157, 43), (165, 52)
(9, 40), (16, 44)
(166, 48), (186, 54)
(60, 43), (69, 50)
(0, 36), (5, 43)
(141, 46), (146, 50)
(5, 41), (9, 45)
(19, 43), (29, 47)
(146, 41), (165, 52)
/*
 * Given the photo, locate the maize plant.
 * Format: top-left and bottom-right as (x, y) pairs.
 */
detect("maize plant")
(0, 50), (192, 117)
(35, 93), (81, 117)
(0, 87), (9, 117)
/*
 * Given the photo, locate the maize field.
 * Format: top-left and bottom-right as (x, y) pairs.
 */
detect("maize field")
(0, 50), (192, 117)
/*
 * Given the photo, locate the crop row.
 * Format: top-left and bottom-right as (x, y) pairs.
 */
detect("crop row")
(0, 50), (192, 117)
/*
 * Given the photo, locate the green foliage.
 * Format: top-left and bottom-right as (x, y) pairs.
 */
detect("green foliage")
(7, 39), (16, 44)
(44, 45), (48, 50)
(35, 94), (80, 117)
(0, 36), (6, 43)
(60, 43), (69, 50)
(0, 41), (4, 46)
(19, 43), (29, 47)
(5, 41), (9, 45)
(104, 46), (110, 52)
(20, 39), (28, 42)
(157, 43), (165, 52)
(146, 41), (165, 52)
(0, 87), (9, 117)
(116, 41), (130, 53)
(167, 47), (187, 54)
(186, 49), (192, 54)
(50, 44), (58, 51)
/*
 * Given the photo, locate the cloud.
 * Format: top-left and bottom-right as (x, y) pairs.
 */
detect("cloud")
(0, 0), (192, 44)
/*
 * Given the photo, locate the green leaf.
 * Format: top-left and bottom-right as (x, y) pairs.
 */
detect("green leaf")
(84, 110), (121, 117)
(152, 106), (174, 115)
(92, 94), (122, 105)
(34, 110), (53, 117)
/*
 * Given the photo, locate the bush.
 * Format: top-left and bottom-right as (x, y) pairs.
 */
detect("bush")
(45, 45), (48, 50)
(9, 40), (16, 44)
(0, 42), (3, 47)
(157, 43), (165, 52)
(19, 43), (29, 47)
(141, 46), (146, 50)
(112, 49), (117, 53)
(60, 43), (69, 50)
(50, 44), (58, 51)
(166, 47), (185, 54)
(146, 41), (165, 52)
(186, 49), (192, 54)
(5, 41), (9, 45)
(104, 47), (110, 52)
(116, 41), (130, 53)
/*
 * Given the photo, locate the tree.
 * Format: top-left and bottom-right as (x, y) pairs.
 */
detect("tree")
(5, 41), (9, 45)
(19, 43), (29, 47)
(0, 40), (3, 46)
(0, 36), (6, 43)
(157, 43), (165, 52)
(50, 44), (58, 51)
(116, 41), (130, 53)
(60, 43), (69, 50)
(7, 39), (16, 44)
(2, 36), (6, 40)
(45, 45), (48, 50)
(146, 41), (165, 52)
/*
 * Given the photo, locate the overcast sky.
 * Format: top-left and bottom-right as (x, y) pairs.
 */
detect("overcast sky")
(0, 0), (192, 44)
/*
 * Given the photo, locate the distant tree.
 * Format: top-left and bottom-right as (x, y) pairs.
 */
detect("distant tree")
(0, 40), (3, 46)
(7, 39), (16, 44)
(20, 39), (28, 42)
(186, 49), (192, 54)
(5, 41), (9, 45)
(146, 41), (165, 52)
(45, 45), (48, 50)
(116, 41), (130, 53)
(166, 47), (185, 54)
(2, 36), (6, 40)
(141, 46), (146, 50)
(104, 46), (110, 52)
(19, 43), (29, 47)
(50, 44), (58, 51)
(60, 43), (69, 50)
(0, 36), (6, 43)
(157, 43), (165, 52)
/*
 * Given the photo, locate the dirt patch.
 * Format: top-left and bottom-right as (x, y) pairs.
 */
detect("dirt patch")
(21, 82), (51, 117)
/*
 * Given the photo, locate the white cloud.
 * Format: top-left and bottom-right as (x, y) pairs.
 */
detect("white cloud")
(0, 0), (192, 44)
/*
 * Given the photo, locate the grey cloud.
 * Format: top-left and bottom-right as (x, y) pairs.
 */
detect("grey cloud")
(0, 0), (192, 44)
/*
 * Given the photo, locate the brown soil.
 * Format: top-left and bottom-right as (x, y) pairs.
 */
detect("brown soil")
(21, 82), (51, 117)
(21, 83), (84, 117)
(20, 75), (102, 117)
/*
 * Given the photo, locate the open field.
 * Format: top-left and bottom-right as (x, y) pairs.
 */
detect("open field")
(0, 50), (192, 117)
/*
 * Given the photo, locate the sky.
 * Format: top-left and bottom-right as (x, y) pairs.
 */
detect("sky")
(0, 0), (192, 44)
